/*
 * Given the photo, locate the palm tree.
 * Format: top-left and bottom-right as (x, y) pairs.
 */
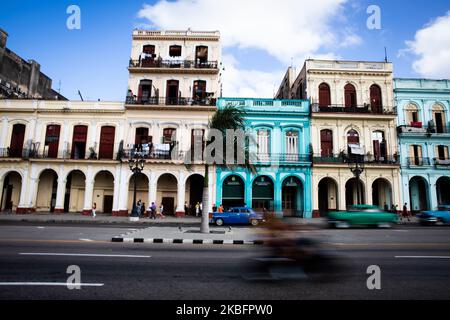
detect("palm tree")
(199, 105), (248, 233)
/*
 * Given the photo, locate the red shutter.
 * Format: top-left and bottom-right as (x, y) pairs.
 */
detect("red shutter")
(99, 126), (115, 159)
(10, 124), (26, 157)
(318, 83), (331, 107)
(320, 130), (333, 157)
(370, 85), (382, 113)
(45, 125), (61, 158)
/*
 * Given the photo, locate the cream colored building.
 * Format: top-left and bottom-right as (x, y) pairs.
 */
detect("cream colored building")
(0, 30), (221, 216)
(277, 59), (402, 215)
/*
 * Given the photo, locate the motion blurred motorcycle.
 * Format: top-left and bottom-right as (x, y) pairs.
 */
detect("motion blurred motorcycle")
(242, 219), (346, 282)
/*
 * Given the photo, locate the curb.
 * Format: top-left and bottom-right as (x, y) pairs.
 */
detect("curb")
(111, 237), (265, 245)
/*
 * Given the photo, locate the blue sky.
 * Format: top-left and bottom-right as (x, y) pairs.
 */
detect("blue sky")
(1, 0), (449, 100)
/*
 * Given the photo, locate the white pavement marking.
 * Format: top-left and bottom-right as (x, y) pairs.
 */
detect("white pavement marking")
(37, 227), (45, 229)
(0, 282), (104, 287)
(79, 239), (93, 242)
(395, 256), (450, 259)
(19, 253), (151, 258)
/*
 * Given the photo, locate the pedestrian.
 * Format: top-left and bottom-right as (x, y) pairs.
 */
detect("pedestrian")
(218, 204), (224, 213)
(402, 203), (410, 223)
(199, 202), (203, 215)
(212, 203), (217, 213)
(92, 202), (96, 218)
(150, 202), (157, 219)
(157, 204), (165, 219)
(384, 202), (389, 212)
(184, 201), (189, 216)
(141, 202), (146, 217)
(195, 202), (200, 217)
(136, 199), (142, 217)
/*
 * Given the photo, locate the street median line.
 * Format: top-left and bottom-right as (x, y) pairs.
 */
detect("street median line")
(111, 237), (263, 245)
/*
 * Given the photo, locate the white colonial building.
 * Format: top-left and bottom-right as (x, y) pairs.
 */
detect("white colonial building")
(0, 30), (221, 216)
(277, 59), (402, 216)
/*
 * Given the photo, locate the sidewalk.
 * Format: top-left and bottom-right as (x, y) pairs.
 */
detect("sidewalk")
(0, 212), (202, 226)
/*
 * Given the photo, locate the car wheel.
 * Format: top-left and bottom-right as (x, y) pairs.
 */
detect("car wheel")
(436, 218), (444, 226)
(215, 218), (224, 226)
(335, 221), (350, 229)
(250, 219), (259, 226)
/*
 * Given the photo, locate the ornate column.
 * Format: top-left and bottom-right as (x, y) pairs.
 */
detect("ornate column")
(54, 166), (67, 214)
(82, 166), (94, 215)
(176, 170), (186, 216)
(0, 116), (8, 149)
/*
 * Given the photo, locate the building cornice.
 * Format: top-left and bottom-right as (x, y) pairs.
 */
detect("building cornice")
(128, 67), (219, 75)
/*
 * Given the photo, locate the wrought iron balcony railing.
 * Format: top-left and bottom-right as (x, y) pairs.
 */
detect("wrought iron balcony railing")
(125, 96), (217, 107)
(129, 59), (218, 69)
(253, 153), (311, 164)
(434, 158), (450, 166)
(311, 103), (397, 115)
(407, 157), (432, 167)
(397, 125), (450, 135)
(313, 153), (400, 165)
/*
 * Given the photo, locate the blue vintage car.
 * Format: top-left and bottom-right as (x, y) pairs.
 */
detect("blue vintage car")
(210, 207), (265, 226)
(417, 205), (450, 226)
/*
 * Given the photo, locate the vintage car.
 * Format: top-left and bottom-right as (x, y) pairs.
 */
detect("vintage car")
(417, 205), (450, 226)
(328, 205), (398, 228)
(209, 207), (265, 226)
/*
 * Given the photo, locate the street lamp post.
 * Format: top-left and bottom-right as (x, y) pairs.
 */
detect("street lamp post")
(128, 156), (145, 217)
(348, 154), (365, 205)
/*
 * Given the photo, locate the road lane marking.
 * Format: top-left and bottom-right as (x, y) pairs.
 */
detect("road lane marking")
(395, 256), (450, 259)
(19, 253), (151, 258)
(0, 282), (104, 287)
(78, 239), (93, 242)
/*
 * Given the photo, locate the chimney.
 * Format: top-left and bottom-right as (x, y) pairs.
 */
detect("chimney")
(28, 59), (41, 98)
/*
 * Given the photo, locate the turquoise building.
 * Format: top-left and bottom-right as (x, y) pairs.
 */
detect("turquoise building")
(394, 78), (450, 212)
(215, 98), (312, 218)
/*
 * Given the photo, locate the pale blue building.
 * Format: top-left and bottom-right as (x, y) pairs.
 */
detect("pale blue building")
(215, 98), (312, 218)
(394, 78), (450, 212)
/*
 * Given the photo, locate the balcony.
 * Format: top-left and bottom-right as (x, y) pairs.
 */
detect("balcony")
(313, 153), (400, 165)
(129, 59), (218, 70)
(434, 158), (450, 168)
(407, 157), (432, 167)
(311, 104), (397, 115)
(397, 125), (450, 135)
(253, 153), (311, 165)
(125, 96), (216, 107)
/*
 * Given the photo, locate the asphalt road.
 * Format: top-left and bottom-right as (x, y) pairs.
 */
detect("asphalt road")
(0, 224), (449, 300)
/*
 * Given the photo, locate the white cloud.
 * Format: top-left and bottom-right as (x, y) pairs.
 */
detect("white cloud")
(138, 0), (358, 97)
(403, 11), (450, 78)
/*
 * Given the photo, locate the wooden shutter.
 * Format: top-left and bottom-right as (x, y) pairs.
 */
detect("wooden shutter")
(10, 124), (26, 157)
(99, 126), (115, 159)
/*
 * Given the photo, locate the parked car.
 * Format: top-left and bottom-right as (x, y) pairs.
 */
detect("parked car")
(417, 205), (450, 226)
(210, 207), (265, 226)
(328, 205), (398, 228)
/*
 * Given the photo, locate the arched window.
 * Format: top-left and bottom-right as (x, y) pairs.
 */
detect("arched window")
(347, 130), (359, 144)
(138, 80), (152, 103)
(193, 80), (207, 100)
(372, 131), (387, 162)
(431, 104), (446, 133)
(320, 129), (333, 157)
(405, 103), (420, 126)
(318, 83), (331, 107)
(195, 46), (208, 65)
(257, 129), (270, 159)
(370, 84), (382, 113)
(344, 84), (357, 108)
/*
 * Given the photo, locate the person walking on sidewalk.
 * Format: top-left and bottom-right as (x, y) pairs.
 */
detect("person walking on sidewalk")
(92, 203), (97, 218)
(402, 203), (410, 223)
(195, 202), (200, 217)
(157, 204), (165, 219)
(150, 202), (157, 220)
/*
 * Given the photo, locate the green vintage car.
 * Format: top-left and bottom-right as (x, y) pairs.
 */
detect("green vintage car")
(328, 205), (398, 229)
